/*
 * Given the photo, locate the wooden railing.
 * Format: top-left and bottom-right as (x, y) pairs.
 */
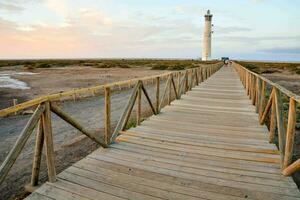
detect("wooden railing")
(234, 63), (300, 176)
(0, 63), (222, 191)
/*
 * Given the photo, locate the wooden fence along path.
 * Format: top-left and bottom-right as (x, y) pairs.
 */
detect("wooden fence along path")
(21, 66), (299, 200)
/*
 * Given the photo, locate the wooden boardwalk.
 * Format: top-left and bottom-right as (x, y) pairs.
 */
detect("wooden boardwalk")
(26, 67), (300, 200)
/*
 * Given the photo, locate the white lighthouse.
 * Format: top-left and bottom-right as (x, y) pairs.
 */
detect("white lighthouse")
(202, 10), (213, 61)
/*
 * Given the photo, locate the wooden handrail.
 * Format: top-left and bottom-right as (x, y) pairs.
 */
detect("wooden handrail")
(234, 62), (299, 175)
(235, 63), (300, 103)
(0, 72), (171, 117)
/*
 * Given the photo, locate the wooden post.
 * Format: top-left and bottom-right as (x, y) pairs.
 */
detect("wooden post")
(168, 75), (172, 105)
(156, 77), (160, 114)
(73, 90), (76, 102)
(195, 69), (199, 86)
(246, 72), (250, 96)
(199, 68), (203, 83)
(250, 74), (253, 99)
(255, 77), (261, 113)
(283, 98), (297, 168)
(136, 84), (141, 126)
(104, 87), (111, 145)
(274, 88), (286, 168)
(13, 99), (18, 115)
(189, 70), (194, 89)
(30, 119), (44, 187)
(185, 71), (189, 93)
(251, 75), (256, 105)
(177, 72), (180, 97)
(269, 96), (277, 143)
(42, 101), (56, 183)
(259, 81), (266, 118)
(171, 76), (179, 99)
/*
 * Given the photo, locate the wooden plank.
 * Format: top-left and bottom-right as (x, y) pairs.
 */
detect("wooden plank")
(112, 142), (282, 172)
(133, 124), (270, 144)
(66, 165), (247, 200)
(56, 176), (156, 200)
(101, 148), (294, 188)
(120, 130), (277, 154)
(116, 135), (280, 164)
(60, 168), (201, 200)
(26, 192), (55, 200)
(87, 154), (300, 199)
(109, 144), (284, 180)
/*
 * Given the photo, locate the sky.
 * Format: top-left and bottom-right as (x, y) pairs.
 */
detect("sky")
(0, 0), (299, 61)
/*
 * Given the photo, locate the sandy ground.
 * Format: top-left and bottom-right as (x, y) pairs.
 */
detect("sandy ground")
(0, 66), (165, 109)
(262, 72), (300, 95)
(0, 66), (170, 199)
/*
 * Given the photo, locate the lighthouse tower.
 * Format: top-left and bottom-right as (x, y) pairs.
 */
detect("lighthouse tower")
(202, 10), (213, 61)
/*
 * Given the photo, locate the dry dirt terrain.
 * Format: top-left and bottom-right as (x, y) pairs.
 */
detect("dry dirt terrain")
(0, 66), (164, 109)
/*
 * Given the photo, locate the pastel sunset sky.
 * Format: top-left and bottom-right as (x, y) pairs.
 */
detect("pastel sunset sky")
(0, 0), (299, 61)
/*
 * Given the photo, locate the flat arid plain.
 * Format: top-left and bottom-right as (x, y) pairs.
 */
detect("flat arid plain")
(0, 59), (300, 199)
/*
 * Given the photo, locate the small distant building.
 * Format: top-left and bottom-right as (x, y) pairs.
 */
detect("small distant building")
(221, 57), (229, 61)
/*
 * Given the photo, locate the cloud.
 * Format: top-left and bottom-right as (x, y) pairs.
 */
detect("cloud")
(43, 0), (68, 17)
(214, 26), (252, 34)
(250, 0), (264, 3)
(261, 47), (300, 55)
(0, 2), (24, 12)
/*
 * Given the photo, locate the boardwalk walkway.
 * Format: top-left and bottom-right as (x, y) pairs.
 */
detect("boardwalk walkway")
(26, 67), (300, 200)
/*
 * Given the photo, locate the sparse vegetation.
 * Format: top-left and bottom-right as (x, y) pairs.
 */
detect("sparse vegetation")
(236, 61), (300, 74)
(0, 59), (221, 70)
